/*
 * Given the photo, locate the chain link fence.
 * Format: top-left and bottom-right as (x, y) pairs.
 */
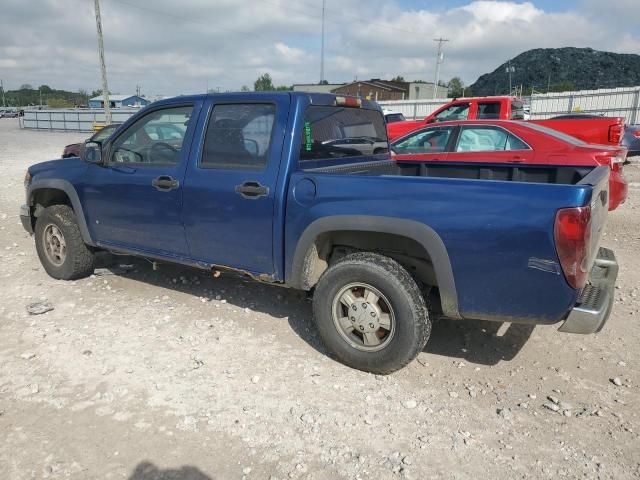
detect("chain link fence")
(379, 86), (640, 125)
(20, 108), (139, 132)
(18, 86), (640, 131)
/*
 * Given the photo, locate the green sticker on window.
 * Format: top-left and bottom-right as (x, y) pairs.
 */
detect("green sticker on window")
(304, 121), (312, 151)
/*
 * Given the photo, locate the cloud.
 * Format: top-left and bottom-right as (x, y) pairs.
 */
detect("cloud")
(0, 0), (637, 95)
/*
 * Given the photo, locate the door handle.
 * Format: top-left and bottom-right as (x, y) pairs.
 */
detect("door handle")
(235, 181), (269, 199)
(152, 175), (180, 191)
(510, 156), (526, 163)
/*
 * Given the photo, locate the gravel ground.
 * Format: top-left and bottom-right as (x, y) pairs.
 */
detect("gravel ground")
(0, 118), (638, 480)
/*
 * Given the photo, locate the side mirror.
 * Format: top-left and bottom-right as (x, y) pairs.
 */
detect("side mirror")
(84, 141), (102, 164)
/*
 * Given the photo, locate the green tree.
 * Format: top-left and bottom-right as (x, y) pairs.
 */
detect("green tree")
(240, 85), (251, 92)
(391, 76), (405, 82)
(39, 85), (53, 93)
(20, 84), (33, 90)
(254, 73), (275, 91)
(549, 80), (576, 93)
(47, 98), (74, 108)
(319, 79), (329, 85)
(448, 77), (466, 97)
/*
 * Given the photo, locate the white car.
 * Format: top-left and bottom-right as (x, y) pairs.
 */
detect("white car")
(382, 109), (406, 123)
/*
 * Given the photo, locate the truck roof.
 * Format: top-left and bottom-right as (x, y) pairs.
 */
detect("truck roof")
(150, 92), (382, 111)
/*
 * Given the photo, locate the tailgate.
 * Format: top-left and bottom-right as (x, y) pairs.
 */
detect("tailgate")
(579, 166), (609, 270)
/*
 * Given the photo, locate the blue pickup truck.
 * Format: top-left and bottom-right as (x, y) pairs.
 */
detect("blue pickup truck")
(21, 92), (618, 373)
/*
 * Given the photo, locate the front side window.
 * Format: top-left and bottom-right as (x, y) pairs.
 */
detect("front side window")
(392, 127), (453, 154)
(201, 103), (276, 170)
(434, 103), (470, 122)
(299, 106), (387, 162)
(455, 127), (530, 152)
(109, 106), (192, 165)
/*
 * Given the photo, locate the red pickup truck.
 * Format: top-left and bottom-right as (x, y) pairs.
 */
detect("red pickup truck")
(387, 97), (626, 147)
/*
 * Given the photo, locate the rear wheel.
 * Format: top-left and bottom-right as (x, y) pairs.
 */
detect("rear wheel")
(312, 252), (431, 374)
(35, 205), (95, 280)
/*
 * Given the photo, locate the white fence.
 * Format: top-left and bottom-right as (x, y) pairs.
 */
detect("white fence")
(379, 86), (640, 125)
(21, 108), (139, 132)
(19, 85), (640, 131)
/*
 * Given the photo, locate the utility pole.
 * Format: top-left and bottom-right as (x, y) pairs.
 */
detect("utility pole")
(94, 0), (111, 123)
(0, 79), (5, 107)
(320, 0), (326, 83)
(433, 37), (449, 99)
(505, 60), (515, 95)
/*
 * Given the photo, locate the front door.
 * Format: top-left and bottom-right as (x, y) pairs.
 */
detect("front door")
(80, 103), (200, 257)
(182, 95), (290, 276)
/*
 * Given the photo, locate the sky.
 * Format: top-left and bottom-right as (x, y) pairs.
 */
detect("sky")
(0, 0), (638, 97)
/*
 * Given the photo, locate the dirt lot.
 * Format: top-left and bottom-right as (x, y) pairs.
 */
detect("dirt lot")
(0, 118), (638, 480)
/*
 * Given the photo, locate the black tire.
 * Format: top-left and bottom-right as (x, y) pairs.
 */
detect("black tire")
(34, 205), (95, 280)
(312, 252), (431, 374)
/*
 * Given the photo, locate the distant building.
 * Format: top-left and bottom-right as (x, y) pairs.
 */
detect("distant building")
(292, 83), (346, 94)
(330, 80), (448, 101)
(88, 94), (150, 108)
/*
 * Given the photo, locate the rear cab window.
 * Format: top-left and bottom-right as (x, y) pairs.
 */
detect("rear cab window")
(299, 105), (388, 167)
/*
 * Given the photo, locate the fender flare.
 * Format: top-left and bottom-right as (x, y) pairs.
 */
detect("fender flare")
(28, 179), (94, 245)
(289, 215), (460, 319)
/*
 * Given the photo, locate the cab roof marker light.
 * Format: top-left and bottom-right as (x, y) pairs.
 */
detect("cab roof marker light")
(335, 96), (362, 107)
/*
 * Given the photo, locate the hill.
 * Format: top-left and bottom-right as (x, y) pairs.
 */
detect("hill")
(470, 47), (640, 96)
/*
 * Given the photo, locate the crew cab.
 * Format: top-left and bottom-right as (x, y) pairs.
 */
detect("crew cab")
(21, 92), (618, 373)
(387, 96), (626, 148)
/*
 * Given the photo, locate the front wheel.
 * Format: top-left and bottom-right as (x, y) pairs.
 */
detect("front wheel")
(34, 205), (95, 280)
(312, 252), (431, 374)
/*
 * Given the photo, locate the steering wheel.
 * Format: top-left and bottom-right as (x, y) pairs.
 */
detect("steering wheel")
(150, 142), (179, 163)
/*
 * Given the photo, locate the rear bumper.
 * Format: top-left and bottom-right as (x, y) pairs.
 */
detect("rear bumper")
(20, 204), (33, 234)
(558, 247), (618, 334)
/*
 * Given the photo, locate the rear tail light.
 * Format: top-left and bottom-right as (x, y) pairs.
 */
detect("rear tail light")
(633, 130), (640, 138)
(595, 149), (627, 172)
(608, 124), (623, 144)
(554, 206), (592, 289)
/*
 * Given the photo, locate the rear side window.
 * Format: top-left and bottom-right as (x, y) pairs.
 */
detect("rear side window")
(477, 102), (501, 119)
(455, 127), (530, 152)
(201, 103), (276, 170)
(300, 106), (388, 162)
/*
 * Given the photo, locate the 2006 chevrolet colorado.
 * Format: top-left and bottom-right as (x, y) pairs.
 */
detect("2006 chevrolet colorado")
(21, 92), (618, 373)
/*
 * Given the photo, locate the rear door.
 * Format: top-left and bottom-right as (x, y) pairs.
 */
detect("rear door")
(181, 95), (290, 275)
(446, 125), (535, 164)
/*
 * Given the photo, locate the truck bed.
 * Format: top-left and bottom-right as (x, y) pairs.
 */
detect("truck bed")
(286, 159), (609, 324)
(303, 158), (595, 185)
